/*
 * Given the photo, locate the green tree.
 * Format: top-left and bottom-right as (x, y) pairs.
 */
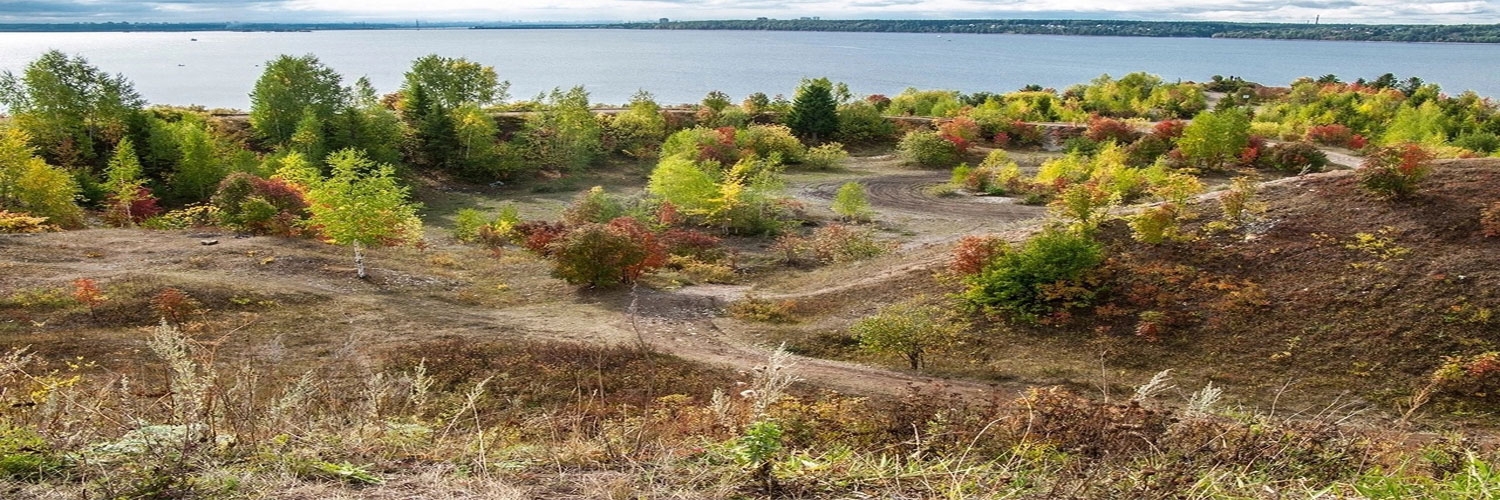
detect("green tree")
(647, 155), (721, 214)
(0, 127), (84, 228)
(831, 181), (873, 222)
(609, 90), (668, 157)
(1177, 107), (1250, 170)
(102, 138), (153, 226)
(304, 149), (424, 279)
(401, 54), (509, 110)
(249, 54), (349, 146)
(852, 299), (966, 370)
(166, 119), (228, 205)
(786, 77), (839, 141)
(0, 50), (144, 169)
(450, 103), (504, 179)
(521, 86), (605, 172)
(288, 107), (328, 162)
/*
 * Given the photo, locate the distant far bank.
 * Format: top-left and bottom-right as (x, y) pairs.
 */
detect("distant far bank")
(5, 19), (1500, 43)
(583, 19), (1500, 44)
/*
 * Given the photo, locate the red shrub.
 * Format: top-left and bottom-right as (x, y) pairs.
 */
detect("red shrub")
(1306, 124), (1357, 148)
(661, 228), (724, 260)
(938, 117), (981, 152)
(950, 235), (1006, 276)
(1085, 116), (1141, 144)
(514, 220), (570, 256)
(1151, 119), (1186, 140)
(104, 186), (163, 226)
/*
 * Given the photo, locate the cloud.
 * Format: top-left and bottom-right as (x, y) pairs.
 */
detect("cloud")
(0, 0), (1492, 23)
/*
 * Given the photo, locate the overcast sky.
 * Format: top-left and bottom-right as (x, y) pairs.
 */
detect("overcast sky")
(2, 0), (1495, 24)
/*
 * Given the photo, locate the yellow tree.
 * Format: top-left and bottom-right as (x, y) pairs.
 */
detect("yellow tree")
(304, 149), (423, 279)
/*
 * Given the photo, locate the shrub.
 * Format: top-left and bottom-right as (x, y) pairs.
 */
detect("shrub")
(211, 173), (309, 235)
(1129, 204), (1192, 244)
(513, 220), (569, 255)
(830, 181), (873, 222)
(962, 227), (1105, 322)
(561, 186), (627, 225)
(0, 210), (59, 233)
(962, 150), (1024, 195)
(453, 208), (488, 243)
(800, 142), (849, 170)
(1217, 176), (1265, 228)
(936, 117), (981, 153)
(1049, 182), (1119, 233)
(950, 235), (1006, 276)
(773, 223), (890, 265)
(1480, 202), (1500, 238)
(1453, 131), (1500, 155)
(1085, 116), (1141, 144)
(836, 101), (897, 143)
(897, 130), (960, 169)
(736, 124), (805, 164)
(546, 217), (666, 288)
(1357, 143), (1434, 199)
(1306, 124), (1359, 148)
(662, 127), (739, 166)
(1257, 141), (1329, 174)
(661, 228), (725, 261)
(993, 120), (1045, 148)
(852, 299), (967, 370)
(729, 297), (799, 323)
(103, 186), (164, 227)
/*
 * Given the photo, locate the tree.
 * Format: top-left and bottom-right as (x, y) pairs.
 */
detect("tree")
(0, 50), (144, 169)
(249, 54), (349, 146)
(102, 138), (160, 226)
(304, 149), (423, 279)
(401, 54), (509, 110)
(520, 86), (605, 172)
(1177, 107), (1250, 170)
(852, 300), (966, 370)
(288, 107), (329, 162)
(831, 181), (873, 222)
(166, 119), (228, 205)
(449, 103), (504, 179)
(786, 77), (839, 141)
(0, 127), (84, 228)
(647, 155), (721, 214)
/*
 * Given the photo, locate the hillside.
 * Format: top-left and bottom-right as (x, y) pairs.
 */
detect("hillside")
(2, 154), (1498, 497)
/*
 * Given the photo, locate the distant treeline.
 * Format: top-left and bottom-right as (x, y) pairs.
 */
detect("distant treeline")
(592, 19), (1500, 44)
(0, 22), (418, 33)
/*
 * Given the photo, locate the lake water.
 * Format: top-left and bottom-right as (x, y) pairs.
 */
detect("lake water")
(2, 29), (1498, 110)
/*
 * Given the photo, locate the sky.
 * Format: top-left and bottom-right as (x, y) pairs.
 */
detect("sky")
(1, 0), (1496, 24)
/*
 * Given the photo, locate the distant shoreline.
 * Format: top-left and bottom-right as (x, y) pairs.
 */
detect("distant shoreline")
(4, 19), (1500, 43)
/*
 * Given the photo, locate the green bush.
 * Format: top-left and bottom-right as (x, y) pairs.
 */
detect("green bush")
(962, 227), (1105, 322)
(736, 124), (805, 164)
(800, 142), (849, 170)
(897, 130), (960, 169)
(836, 101), (897, 143)
(830, 181), (873, 222)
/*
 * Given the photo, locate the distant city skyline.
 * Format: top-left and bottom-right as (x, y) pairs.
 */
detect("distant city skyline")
(1, 0), (1495, 24)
